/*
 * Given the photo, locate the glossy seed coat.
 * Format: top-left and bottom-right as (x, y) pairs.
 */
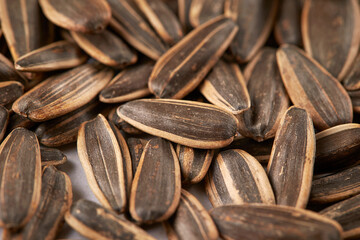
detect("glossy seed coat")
(117, 99), (238, 149)
(189, 0), (225, 27)
(108, 107), (143, 135)
(148, 16), (238, 99)
(40, 146), (67, 166)
(277, 44), (353, 130)
(0, 81), (24, 108)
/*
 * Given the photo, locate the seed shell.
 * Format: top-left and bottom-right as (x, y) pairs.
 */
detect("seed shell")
(65, 199), (156, 240)
(199, 59), (250, 114)
(0, 106), (9, 142)
(276, 44), (353, 130)
(0, 81), (24, 108)
(189, 0), (225, 28)
(39, 0), (111, 33)
(148, 16), (238, 99)
(77, 114), (127, 213)
(206, 149), (275, 207)
(71, 30), (137, 68)
(302, 0), (360, 80)
(343, 53), (360, 91)
(40, 146), (67, 167)
(210, 204), (343, 240)
(117, 99), (238, 149)
(129, 137), (181, 224)
(0, 128), (41, 229)
(12, 62), (114, 122)
(178, 0), (193, 31)
(224, 0), (279, 63)
(127, 137), (150, 176)
(176, 144), (214, 184)
(14, 40), (87, 72)
(0, 54), (28, 87)
(267, 106), (315, 208)
(6, 113), (36, 134)
(237, 48), (290, 141)
(164, 189), (219, 240)
(108, 107), (143, 135)
(100, 62), (153, 103)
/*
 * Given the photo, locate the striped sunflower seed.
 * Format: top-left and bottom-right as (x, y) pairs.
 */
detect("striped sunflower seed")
(127, 137), (150, 176)
(0, 81), (24, 108)
(40, 146), (67, 167)
(0, 106), (9, 143)
(189, 0), (225, 28)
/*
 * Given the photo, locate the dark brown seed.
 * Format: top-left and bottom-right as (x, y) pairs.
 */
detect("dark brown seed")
(149, 16), (238, 99)
(189, 0), (225, 28)
(206, 149), (275, 207)
(6, 113), (36, 134)
(19, 166), (72, 240)
(39, 0), (111, 33)
(178, 0), (193, 31)
(164, 189), (219, 240)
(12, 62), (114, 122)
(320, 193), (360, 239)
(100, 62), (153, 103)
(0, 0), (54, 61)
(224, 0), (279, 63)
(117, 99), (238, 149)
(315, 123), (360, 174)
(0, 128), (41, 229)
(129, 137), (181, 224)
(108, 107), (143, 135)
(162, 0), (178, 13)
(267, 106), (315, 208)
(135, 0), (183, 45)
(210, 204), (343, 240)
(14, 40), (87, 72)
(277, 44), (353, 130)
(77, 114), (127, 213)
(108, 0), (167, 60)
(127, 137), (150, 176)
(0, 81), (24, 108)
(310, 165), (360, 204)
(237, 48), (290, 141)
(348, 90), (360, 113)
(0, 106), (9, 142)
(302, 0), (360, 80)
(343, 53), (360, 91)
(40, 146), (67, 166)
(176, 144), (214, 184)
(274, 0), (302, 45)
(71, 30), (137, 68)
(65, 199), (156, 240)
(199, 59), (250, 114)
(0, 54), (28, 87)
(35, 100), (106, 147)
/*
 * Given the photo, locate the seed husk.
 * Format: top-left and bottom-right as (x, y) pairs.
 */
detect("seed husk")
(40, 146), (67, 167)
(206, 149), (275, 207)
(148, 16), (238, 99)
(267, 106), (315, 208)
(224, 0), (279, 63)
(178, 0), (193, 32)
(100, 62), (153, 103)
(6, 113), (36, 134)
(274, 0), (302, 45)
(108, 0), (167, 60)
(127, 137), (150, 175)
(71, 30), (138, 68)
(14, 40), (87, 72)
(315, 123), (360, 174)
(108, 107), (143, 135)
(65, 199), (156, 240)
(276, 44), (353, 130)
(12, 62), (114, 122)
(0, 54), (28, 87)
(0, 128), (41, 229)
(189, 0), (225, 28)
(35, 99), (107, 147)
(176, 144), (214, 184)
(343, 53), (360, 91)
(0, 81), (24, 108)
(162, 0), (178, 13)
(39, 0), (111, 33)
(302, 0), (360, 80)
(0, 0), (54, 61)
(135, 0), (183, 45)
(320, 193), (360, 239)
(18, 166), (72, 240)
(164, 189), (219, 240)
(310, 165), (360, 204)
(237, 48), (290, 141)
(129, 137), (181, 224)
(0, 106), (9, 142)
(210, 204), (343, 240)
(77, 114), (127, 213)
(199, 59), (250, 115)
(117, 99), (238, 149)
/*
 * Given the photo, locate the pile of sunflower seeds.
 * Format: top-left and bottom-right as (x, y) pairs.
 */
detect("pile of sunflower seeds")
(0, 0), (360, 239)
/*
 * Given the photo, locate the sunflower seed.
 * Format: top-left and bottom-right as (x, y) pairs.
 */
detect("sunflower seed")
(277, 44), (353, 130)
(127, 137), (150, 175)
(189, 0), (225, 28)
(108, 107), (143, 135)
(148, 16), (238, 99)
(77, 114), (127, 213)
(0, 54), (28, 87)
(176, 144), (214, 184)
(40, 146), (67, 167)
(117, 99), (238, 149)
(6, 113), (36, 134)
(343, 53), (360, 91)
(0, 81), (24, 108)
(178, 0), (193, 32)
(0, 128), (41, 229)
(129, 137), (181, 224)
(0, 106), (9, 142)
